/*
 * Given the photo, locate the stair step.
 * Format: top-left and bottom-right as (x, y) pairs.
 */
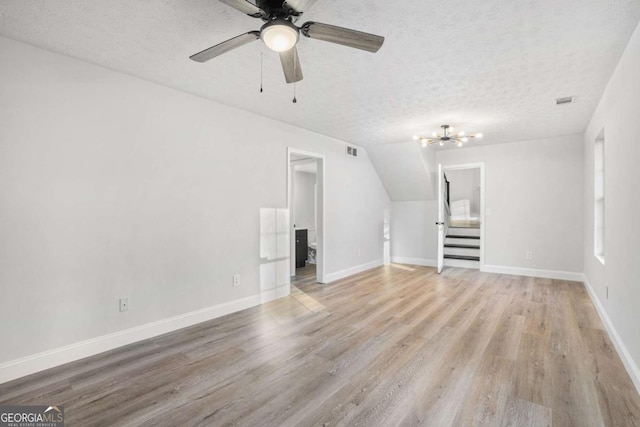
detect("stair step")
(447, 227), (480, 237)
(445, 246), (480, 257)
(446, 237), (481, 247)
(444, 244), (480, 249)
(446, 235), (480, 239)
(444, 254), (481, 261)
(444, 257), (480, 269)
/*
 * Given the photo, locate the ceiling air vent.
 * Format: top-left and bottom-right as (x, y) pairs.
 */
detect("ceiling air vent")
(555, 96), (575, 105)
(346, 145), (358, 158)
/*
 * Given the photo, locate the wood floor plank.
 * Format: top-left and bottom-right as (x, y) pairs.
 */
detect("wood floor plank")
(1, 265), (639, 426)
(500, 397), (552, 427)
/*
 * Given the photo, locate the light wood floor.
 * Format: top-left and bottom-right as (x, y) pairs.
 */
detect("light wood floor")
(292, 262), (317, 286)
(2, 265), (639, 426)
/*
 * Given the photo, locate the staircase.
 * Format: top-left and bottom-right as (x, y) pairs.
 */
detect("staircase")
(444, 226), (480, 269)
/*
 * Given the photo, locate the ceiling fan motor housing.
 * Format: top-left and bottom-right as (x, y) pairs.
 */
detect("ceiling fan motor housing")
(256, 0), (300, 20)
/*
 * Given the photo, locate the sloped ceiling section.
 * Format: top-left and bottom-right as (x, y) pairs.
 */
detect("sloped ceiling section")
(367, 142), (437, 201)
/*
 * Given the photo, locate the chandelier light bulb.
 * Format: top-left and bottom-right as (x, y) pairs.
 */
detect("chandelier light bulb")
(457, 142), (463, 147)
(475, 133), (483, 139)
(413, 135), (419, 141)
(461, 137), (469, 142)
(422, 140), (427, 147)
(439, 140), (444, 146)
(432, 132), (438, 137)
(458, 131), (465, 137)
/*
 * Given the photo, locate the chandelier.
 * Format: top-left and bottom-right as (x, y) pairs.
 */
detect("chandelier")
(413, 125), (483, 147)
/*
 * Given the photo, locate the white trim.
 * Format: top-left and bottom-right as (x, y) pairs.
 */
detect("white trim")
(442, 162), (486, 171)
(324, 259), (384, 283)
(391, 257), (437, 267)
(582, 275), (640, 395)
(0, 290), (286, 385)
(437, 163), (444, 273)
(442, 163), (486, 271)
(481, 264), (583, 281)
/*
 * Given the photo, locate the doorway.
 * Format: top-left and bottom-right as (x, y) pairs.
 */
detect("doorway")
(288, 148), (325, 284)
(437, 163), (485, 272)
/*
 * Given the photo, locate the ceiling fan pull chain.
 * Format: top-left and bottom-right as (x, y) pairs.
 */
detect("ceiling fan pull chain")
(260, 43), (264, 93)
(293, 82), (297, 103)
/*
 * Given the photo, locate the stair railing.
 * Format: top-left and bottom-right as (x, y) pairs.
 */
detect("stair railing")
(444, 199), (451, 238)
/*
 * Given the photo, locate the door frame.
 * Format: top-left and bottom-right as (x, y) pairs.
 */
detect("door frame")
(287, 147), (326, 284)
(441, 162), (486, 271)
(437, 163), (445, 273)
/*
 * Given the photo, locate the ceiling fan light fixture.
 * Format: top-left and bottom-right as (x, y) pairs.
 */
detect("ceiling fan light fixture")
(261, 20), (300, 52)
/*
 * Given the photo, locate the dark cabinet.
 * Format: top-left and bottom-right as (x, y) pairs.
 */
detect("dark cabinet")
(295, 229), (308, 268)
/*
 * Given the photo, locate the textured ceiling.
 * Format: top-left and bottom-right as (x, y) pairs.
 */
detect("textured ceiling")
(1, 0), (639, 148)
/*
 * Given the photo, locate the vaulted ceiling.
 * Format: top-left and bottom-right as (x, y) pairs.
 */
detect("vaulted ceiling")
(1, 0), (639, 151)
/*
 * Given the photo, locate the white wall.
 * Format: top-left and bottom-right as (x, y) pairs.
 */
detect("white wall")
(391, 136), (584, 274)
(582, 21), (640, 390)
(367, 142), (437, 201)
(446, 168), (481, 215)
(0, 36), (390, 369)
(293, 171), (316, 232)
(390, 201), (438, 266)
(437, 136), (584, 274)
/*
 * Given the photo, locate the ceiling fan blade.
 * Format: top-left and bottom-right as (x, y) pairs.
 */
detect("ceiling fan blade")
(218, 0), (264, 17)
(283, 0), (319, 14)
(279, 46), (303, 83)
(190, 31), (260, 62)
(301, 22), (385, 53)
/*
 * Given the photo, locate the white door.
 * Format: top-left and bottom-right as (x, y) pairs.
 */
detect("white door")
(437, 163), (445, 273)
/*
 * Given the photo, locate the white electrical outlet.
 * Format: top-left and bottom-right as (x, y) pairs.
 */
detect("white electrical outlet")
(119, 298), (129, 312)
(526, 251), (533, 260)
(233, 274), (240, 287)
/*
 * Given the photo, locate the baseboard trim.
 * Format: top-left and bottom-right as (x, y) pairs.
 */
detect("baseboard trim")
(324, 259), (384, 283)
(391, 257), (437, 267)
(582, 274), (640, 394)
(0, 288), (288, 385)
(481, 265), (583, 281)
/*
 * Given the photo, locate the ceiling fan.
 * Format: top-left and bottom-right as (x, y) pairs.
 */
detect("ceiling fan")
(189, 0), (385, 84)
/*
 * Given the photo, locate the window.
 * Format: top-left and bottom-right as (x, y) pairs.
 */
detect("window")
(594, 131), (605, 264)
